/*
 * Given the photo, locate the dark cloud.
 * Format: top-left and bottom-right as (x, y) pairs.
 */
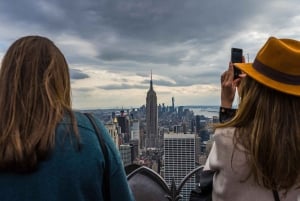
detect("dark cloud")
(172, 71), (222, 86)
(70, 69), (89, 80)
(0, 0), (267, 47)
(72, 87), (94, 93)
(0, 0), (300, 98)
(99, 48), (184, 65)
(136, 72), (149, 78)
(90, 0), (265, 43)
(141, 79), (175, 87)
(140, 69), (221, 87)
(99, 83), (148, 90)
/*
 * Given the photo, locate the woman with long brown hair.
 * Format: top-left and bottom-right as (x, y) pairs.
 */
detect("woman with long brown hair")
(0, 35), (134, 201)
(205, 37), (300, 201)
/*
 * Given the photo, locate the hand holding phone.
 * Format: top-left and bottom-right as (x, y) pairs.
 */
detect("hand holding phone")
(231, 48), (243, 79)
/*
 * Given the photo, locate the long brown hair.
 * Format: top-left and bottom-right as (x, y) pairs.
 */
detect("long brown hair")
(218, 76), (300, 192)
(0, 36), (78, 172)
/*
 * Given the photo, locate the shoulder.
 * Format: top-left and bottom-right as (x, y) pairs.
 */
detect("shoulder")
(68, 111), (109, 137)
(210, 127), (236, 161)
(213, 127), (235, 147)
(73, 111), (121, 158)
(210, 127), (248, 171)
(58, 111), (109, 146)
(213, 127), (246, 153)
(73, 111), (104, 131)
(59, 111), (96, 130)
(208, 127), (240, 169)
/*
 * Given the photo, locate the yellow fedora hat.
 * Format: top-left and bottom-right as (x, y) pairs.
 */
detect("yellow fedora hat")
(234, 36), (300, 96)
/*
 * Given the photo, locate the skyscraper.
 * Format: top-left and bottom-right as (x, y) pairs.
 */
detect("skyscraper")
(117, 110), (130, 143)
(164, 133), (196, 201)
(172, 96), (175, 112)
(146, 71), (158, 148)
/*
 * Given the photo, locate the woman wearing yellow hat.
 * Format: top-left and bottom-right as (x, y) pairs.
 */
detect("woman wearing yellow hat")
(205, 37), (300, 201)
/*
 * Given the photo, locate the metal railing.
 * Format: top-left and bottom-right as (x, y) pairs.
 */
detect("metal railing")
(127, 165), (203, 201)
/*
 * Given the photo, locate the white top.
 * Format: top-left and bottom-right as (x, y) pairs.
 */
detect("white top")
(204, 127), (300, 201)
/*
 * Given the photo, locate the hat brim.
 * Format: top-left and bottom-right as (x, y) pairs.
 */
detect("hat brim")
(234, 63), (300, 96)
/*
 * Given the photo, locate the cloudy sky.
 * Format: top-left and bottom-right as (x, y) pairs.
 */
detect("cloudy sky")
(0, 0), (300, 109)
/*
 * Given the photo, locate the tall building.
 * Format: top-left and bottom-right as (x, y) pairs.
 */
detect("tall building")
(172, 96), (175, 112)
(119, 144), (132, 167)
(146, 71), (158, 148)
(117, 110), (130, 143)
(104, 119), (120, 148)
(164, 133), (196, 201)
(130, 119), (140, 140)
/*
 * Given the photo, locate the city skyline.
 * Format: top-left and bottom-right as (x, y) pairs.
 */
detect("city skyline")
(1, 1), (300, 109)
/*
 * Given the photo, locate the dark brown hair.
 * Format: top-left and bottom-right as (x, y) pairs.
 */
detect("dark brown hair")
(0, 36), (78, 172)
(217, 76), (300, 192)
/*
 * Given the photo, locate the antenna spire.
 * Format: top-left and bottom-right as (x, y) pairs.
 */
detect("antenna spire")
(150, 70), (153, 90)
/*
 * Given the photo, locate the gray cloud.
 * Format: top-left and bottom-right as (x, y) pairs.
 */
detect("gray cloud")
(1, 0), (300, 107)
(72, 87), (94, 93)
(99, 83), (148, 90)
(70, 69), (89, 80)
(99, 48), (185, 66)
(136, 72), (149, 78)
(89, 0), (265, 43)
(141, 79), (175, 87)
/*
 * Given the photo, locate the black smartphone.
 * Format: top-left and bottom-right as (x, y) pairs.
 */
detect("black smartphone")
(231, 48), (243, 79)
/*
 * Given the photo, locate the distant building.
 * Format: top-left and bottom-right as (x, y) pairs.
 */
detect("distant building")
(212, 115), (219, 123)
(195, 115), (206, 134)
(172, 97), (175, 112)
(173, 125), (183, 133)
(178, 106), (184, 117)
(146, 71), (158, 148)
(117, 110), (130, 143)
(129, 139), (139, 163)
(104, 118), (120, 148)
(194, 135), (202, 164)
(130, 119), (140, 140)
(164, 133), (196, 201)
(119, 144), (132, 167)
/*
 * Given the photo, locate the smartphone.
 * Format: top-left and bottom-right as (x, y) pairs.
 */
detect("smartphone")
(231, 48), (243, 79)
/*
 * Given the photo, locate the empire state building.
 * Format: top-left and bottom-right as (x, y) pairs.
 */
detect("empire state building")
(146, 72), (158, 148)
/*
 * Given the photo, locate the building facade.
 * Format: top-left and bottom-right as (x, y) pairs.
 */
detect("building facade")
(119, 144), (132, 167)
(130, 119), (140, 140)
(164, 133), (196, 201)
(104, 120), (120, 149)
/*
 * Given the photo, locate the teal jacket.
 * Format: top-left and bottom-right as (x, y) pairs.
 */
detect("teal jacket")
(0, 112), (135, 201)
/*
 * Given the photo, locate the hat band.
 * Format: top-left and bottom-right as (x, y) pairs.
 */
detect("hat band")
(253, 59), (300, 85)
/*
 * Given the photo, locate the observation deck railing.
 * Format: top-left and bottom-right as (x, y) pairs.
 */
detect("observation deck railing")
(126, 164), (203, 201)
